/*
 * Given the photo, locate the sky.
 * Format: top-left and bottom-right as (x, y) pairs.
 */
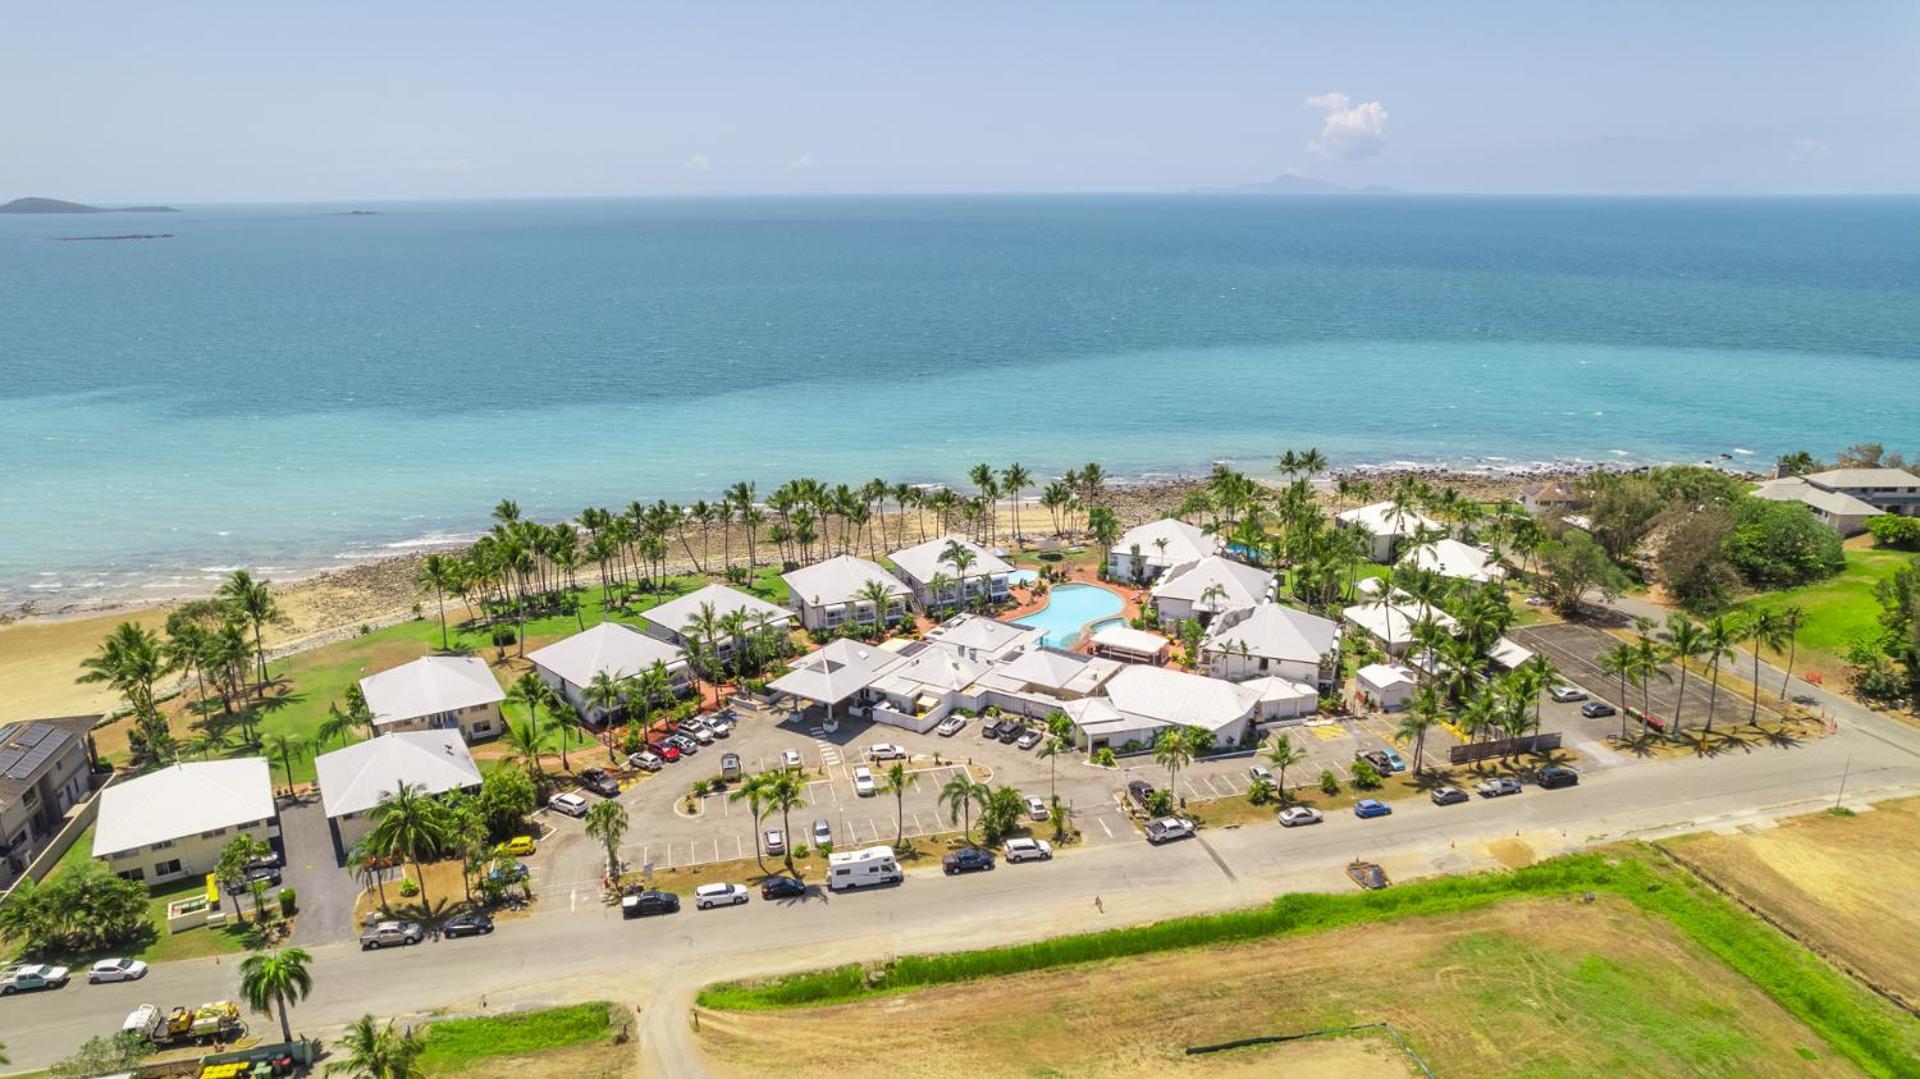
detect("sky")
(4, 2), (1917, 202)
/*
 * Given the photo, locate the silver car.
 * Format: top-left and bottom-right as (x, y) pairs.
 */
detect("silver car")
(87, 958), (149, 983)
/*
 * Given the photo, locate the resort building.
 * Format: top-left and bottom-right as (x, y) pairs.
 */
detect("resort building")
(1201, 603), (1342, 689)
(1076, 665), (1262, 751)
(1107, 518), (1219, 583)
(768, 615), (1048, 732)
(1355, 663), (1418, 712)
(1342, 597), (1459, 656)
(781, 554), (912, 631)
(1150, 555), (1276, 624)
(1089, 623), (1171, 665)
(1521, 481), (1585, 516)
(920, 613), (1045, 664)
(1796, 467), (1920, 517)
(0, 716), (99, 889)
(1405, 538), (1507, 584)
(641, 583), (795, 652)
(1336, 501), (1445, 563)
(1751, 476), (1886, 536)
(864, 644), (991, 733)
(972, 646), (1123, 719)
(315, 731), (482, 861)
(767, 637), (907, 721)
(93, 758), (278, 885)
(359, 656), (506, 742)
(527, 622), (690, 725)
(888, 535), (1015, 608)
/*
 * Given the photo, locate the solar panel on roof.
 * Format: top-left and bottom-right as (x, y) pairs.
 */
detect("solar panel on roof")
(0, 723), (72, 780)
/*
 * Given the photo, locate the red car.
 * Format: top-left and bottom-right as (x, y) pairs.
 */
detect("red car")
(648, 741), (682, 762)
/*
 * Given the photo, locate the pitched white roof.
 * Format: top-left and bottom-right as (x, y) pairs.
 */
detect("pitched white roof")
(1060, 696), (1148, 740)
(93, 759), (275, 857)
(1337, 501), (1442, 539)
(315, 730), (481, 820)
(986, 647), (1121, 696)
(888, 535), (1014, 585)
(1151, 556), (1275, 613)
(361, 655), (505, 727)
(1803, 467), (1920, 490)
(1115, 518), (1218, 569)
(1342, 599), (1458, 648)
(1357, 663), (1417, 693)
(922, 614), (1043, 660)
(1751, 477), (1881, 518)
(1203, 604), (1340, 664)
(1407, 538), (1507, 583)
(526, 622), (685, 689)
(1488, 636), (1535, 670)
(1101, 665), (1258, 735)
(769, 638), (904, 705)
(1241, 675), (1320, 708)
(782, 554), (910, 607)
(1091, 624), (1170, 655)
(873, 646), (988, 698)
(643, 584), (794, 637)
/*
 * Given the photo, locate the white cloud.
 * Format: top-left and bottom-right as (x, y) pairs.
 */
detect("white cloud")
(789, 154), (816, 170)
(1789, 137), (1829, 162)
(682, 153), (712, 171)
(1305, 92), (1389, 160)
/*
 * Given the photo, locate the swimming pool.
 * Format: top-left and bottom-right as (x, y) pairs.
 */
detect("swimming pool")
(1020, 584), (1125, 648)
(1008, 568), (1039, 586)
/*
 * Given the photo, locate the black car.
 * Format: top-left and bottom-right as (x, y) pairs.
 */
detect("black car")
(1537, 766), (1580, 789)
(996, 723), (1023, 744)
(244, 863), (283, 888)
(941, 847), (995, 875)
(443, 911), (495, 938)
(622, 889), (681, 918)
(1580, 700), (1617, 719)
(760, 875), (808, 900)
(1126, 780), (1155, 808)
(578, 769), (620, 797)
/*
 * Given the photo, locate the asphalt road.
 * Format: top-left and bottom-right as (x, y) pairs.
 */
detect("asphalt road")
(8, 699), (1918, 1076)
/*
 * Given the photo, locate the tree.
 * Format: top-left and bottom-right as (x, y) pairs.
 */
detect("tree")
(415, 554), (462, 651)
(1727, 499), (1845, 588)
(1743, 608), (1790, 724)
(939, 772), (989, 842)
(880, 761), (916, 849)
(327, 1015), (427, 1079)
(1534, 531), (1631, 614)
(1002, 463), (1032, 543)
(761, 769), (808, 874)
(1777, 604), (1808, 700)
(1658, 509), (1739, 612)
(1153, 727), (1195, 804)
(366, 781), (452, 915)
(218, 570), (286, 695)
(584, 799), (629, 879)
(1398, 686), (1442, 773)
(51, 1032), (149, 1079)
(1037, 711), (1075, 802)
(0, 863), (149, 955)
(1699, 615), (1739, 732)
(502, 721), (545, 786)
(1264, 733), (1307, 802)
(978, 785), (1027, 844)
(1598, 642), (1639, 740)
(728, 773), (772, 874)
(319, 685), (377, 747)
(939, 539), (978, 610)
(217, 833), (275, 925)
(261, 731), (310, 795)
(77, 622), (170, 755)
(239, 946), (315, 1044)
(857, 579), (898, 630)
(582, 671), (626, 757)
(478, 766), (536, 836)
(505, 674), (549, 770)
(1664, 614), (1706, 735)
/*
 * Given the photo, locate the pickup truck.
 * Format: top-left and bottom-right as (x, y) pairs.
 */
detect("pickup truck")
(359, 921), (424, 950)
(0, 962), (70, 994)
(1476, 777), (1523, 798)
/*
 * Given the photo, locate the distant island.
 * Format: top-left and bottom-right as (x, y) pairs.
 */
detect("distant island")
(1192, 173), (1401, 195)
(326, 210), (382, 216)
(0, 197), (180, 214)
(55, 233), (174, 242)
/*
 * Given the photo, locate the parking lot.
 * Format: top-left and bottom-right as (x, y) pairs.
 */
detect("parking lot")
(1510, 622), (1784, 735)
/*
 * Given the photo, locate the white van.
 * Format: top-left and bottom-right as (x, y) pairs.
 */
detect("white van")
(827, 846), (903, 891)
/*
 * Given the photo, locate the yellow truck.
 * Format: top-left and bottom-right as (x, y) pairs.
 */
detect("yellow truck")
(124, 1001), (247, 1047)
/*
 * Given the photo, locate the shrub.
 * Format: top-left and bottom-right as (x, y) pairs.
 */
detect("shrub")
(1349, 760), (1382, 790)
(278, 887), (297, 917)
(1319, 769), (1341, 796)
(398, 878), (420, 898)
(1727, 497), (1845, 588)
(0, 860), (149, 954)
(1246, 776), (1276, 806)
(1146, 790), (1175, 817)
(1092, 747), (1117, 767)
(1867, 514), (1920, 550)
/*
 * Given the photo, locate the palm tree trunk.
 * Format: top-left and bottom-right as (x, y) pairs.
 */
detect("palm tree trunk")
(1749, 651), (1763, 724)
(276, 989), (293, 1043)
(1781, 635), (1798, 700)
(413, 857), (432, 916)
(1706, 664), (1721, 732)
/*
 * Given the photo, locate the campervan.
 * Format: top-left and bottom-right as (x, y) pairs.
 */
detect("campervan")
(826, 846), (902, 891)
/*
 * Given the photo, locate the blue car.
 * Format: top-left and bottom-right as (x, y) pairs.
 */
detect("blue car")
(1379, 747), (1407, 773)
(1354, 799), (1393, 819)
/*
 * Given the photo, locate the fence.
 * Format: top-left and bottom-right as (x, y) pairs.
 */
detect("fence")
(1446, 731), (1562, 764)
(0, 768), (125, 905)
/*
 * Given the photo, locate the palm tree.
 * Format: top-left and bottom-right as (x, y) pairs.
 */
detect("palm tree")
(1264, 732), (1307, 801)
(940, 539), (978, 609)
(582, 671), (625, 756)
(939, 772), (988, 842)
(857, 579), (897, 630)
(415, 554), (462, 651)
(260, 732), (309, 796)
(1743, 608), (1790, 725)
(1002, 463), (1033, 544)
(1777, 605), (1808, 700)
(1598, 642), (1638, 740)
(502, 721), (545, 785)
(1153, 727), (1195, 803)
(366, 781), (452, 916)
(729, 774), (771, 874)
(1037, 711), (1075, 802)
(1664, 614), (1707, 736)
(319, 685), (377, 747)
(1630, 635), (1669, 721)
(327, 1014), (426, 1079)
(880, 761), (916, 849)
(238, 946), (315, 1044)
(218, 570), (285, 695)
(505, 673), (549, 764)
(760, 770), (807, 874)
(77, 621), (170, 746)
(1700, 615), (1738, 732)
(584, 799), (629, 880)
(1399, 687), (1442, 773)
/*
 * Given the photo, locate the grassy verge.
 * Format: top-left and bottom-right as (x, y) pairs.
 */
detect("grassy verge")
(697, 847), (1920, 1078)
(419, 1002), (615, 1072)
(1727, 546), (1914, 681)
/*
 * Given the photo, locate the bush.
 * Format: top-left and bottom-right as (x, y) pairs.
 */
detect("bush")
(1319, 769), (1341, 796)
(1146, 790), (1175, 817)
(1867, 514), (1920, 550)
(0, 860), (150, 955)
(279, 887), (297, 917)
(1349, 760), (1382, 790)
(398, 878), (420, 898)
(1092, 747), (1117, 767)
(1727, 497), (1845, 588)
(1246, 776), (1276, 806)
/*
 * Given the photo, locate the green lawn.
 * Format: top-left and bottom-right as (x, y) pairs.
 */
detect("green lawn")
(419, 1002), (615, 1072)
(1729, 547), (1913, 663)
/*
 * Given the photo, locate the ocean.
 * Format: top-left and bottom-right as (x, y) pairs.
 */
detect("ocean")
(3, 195), (1916, 608)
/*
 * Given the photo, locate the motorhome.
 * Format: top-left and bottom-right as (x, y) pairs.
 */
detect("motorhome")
(827, 846), (902, 891)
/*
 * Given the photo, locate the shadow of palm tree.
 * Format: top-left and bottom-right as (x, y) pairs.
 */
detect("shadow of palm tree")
(1606, 734), (1658, 759)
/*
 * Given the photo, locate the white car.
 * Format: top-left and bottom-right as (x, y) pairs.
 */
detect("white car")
(935, 715), (968, 736)
(627, 751), (664, 771)
(1145, 817), (1195, 845)
(1548, 684), (1588, 703)
(87, 958), (148, 984)
(1026, 795), (1049, 821)
(813, 818), (833, 846)
(1278, 806), (1324, 828)
(682, 723), (716, 744)
(852, 766), (876, 796)
(1248, 764), (1276, 784)
(763, 828), (786, 855)
(782, 748), (803, 769)
(867, 742), (908, 761)
(694, 883), (750, 909)
(548, 792), (589, 818)
(1004, 837), (1053, 863)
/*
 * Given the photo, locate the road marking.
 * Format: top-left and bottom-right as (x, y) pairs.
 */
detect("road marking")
(1098, 817), (1113, 838)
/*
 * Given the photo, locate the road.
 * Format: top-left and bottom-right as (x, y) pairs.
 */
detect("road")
(8, 699), (1920, 1077)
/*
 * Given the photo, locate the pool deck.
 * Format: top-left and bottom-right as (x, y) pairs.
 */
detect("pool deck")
(999, 569), (1143, 653)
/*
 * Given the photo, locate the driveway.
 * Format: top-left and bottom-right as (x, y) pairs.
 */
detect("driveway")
(279, 796), (361, 945)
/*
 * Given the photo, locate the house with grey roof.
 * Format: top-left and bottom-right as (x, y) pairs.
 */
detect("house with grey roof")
(781, 554), (912, 631)
(0, 716), (98, 888)
(888, 535), (1014, 608)
(1751, 476), (1883, 535)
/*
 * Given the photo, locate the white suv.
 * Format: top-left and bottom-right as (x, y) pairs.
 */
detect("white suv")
(1004, 837), (1053, 863)
(868, 742), (908, 760)
(548, 792), (589, 818)
(694, 883), (749, 909)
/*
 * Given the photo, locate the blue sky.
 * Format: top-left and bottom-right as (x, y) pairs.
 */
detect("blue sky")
(5, 2), (1916, 201)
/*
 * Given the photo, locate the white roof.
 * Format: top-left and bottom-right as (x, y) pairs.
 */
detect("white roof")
(1337, 501), (1442, 539)
(314, 730), (481, 820)
(782, 554), (910, 606)
(768, 638), (904, 705)
(921, 614), (1044, 661)
(1357, 663), (1417, 693)
(1751, 477), (1881, 518)
(1101, 665), (1258, 735)
(873, 646), (988, 698)
(526, 622), (684, 689)
(361, 655), (505, 727)
(1061, 695), (1154, 740)
(1241, 675), (1320, 707)
(1091, 624), (1170, 655)
(1342, 599), (1458, 648)
(93, 759), (275, 857)
(1804, 467), (1920, 489)
(984, 647), (1122, 696)
(643, 584), (794, 636)
(1488, 636), (1535, 670)
(888, 535), (1014, 584)
(1407, 538), (1507, 583)
(1203, 603), (1339, 664)
(1151, 555), (1275, 613)
(1114, 518), (1218, 569)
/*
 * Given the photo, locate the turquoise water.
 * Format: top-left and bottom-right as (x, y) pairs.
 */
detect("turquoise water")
(1090, 617), (1127, 634)
(1022, 584), (1126, 648)
(3, 196), (1917, 606)
(1007, 569), (1040, 586)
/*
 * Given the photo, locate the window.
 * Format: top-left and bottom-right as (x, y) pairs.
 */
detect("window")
(199, 827), (226, 839)
(21, 788), (37, 808)
(150, 839), (175, 851)
(153, 858), (181, 877)
(118, 868), (145, 883)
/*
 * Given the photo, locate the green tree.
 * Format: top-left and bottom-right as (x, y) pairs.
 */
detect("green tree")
(1664, 614), (1707, 735)
(261, 731), (310, 795)
(978, 785), (1027, 844)
(939, 772), (989, 843)
(880, 761), (916, 849)
(1264, 732), (1308, 802)
(1036, 710), (1075, 802)
(1743, 608), (1791, 725)
(584, 799), (629, 879)
(1777, 604), (1808, 700)
(760, 769), (808, 874)
(478, 766), (536, 836)
(51, 1032), (149, 1079)
(505, 674), (550, 771)
(1398, 685), (1443, 773)
(319, 684), (377, 747)
(415, 554), (463, 652)
(217, 833), (275, 925)
(77, 622), (171, 757)
(1699, 615), (1739, 732)
(238, 946), (315, 1044)
(326, 1014), (427, 1079)
(1534, 531), (1631, 614)
(728, 773), (772, 874)
(218, 570), (287, 696)
(366, 781), (452, 916)
(1153, 727), (1196, 803)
